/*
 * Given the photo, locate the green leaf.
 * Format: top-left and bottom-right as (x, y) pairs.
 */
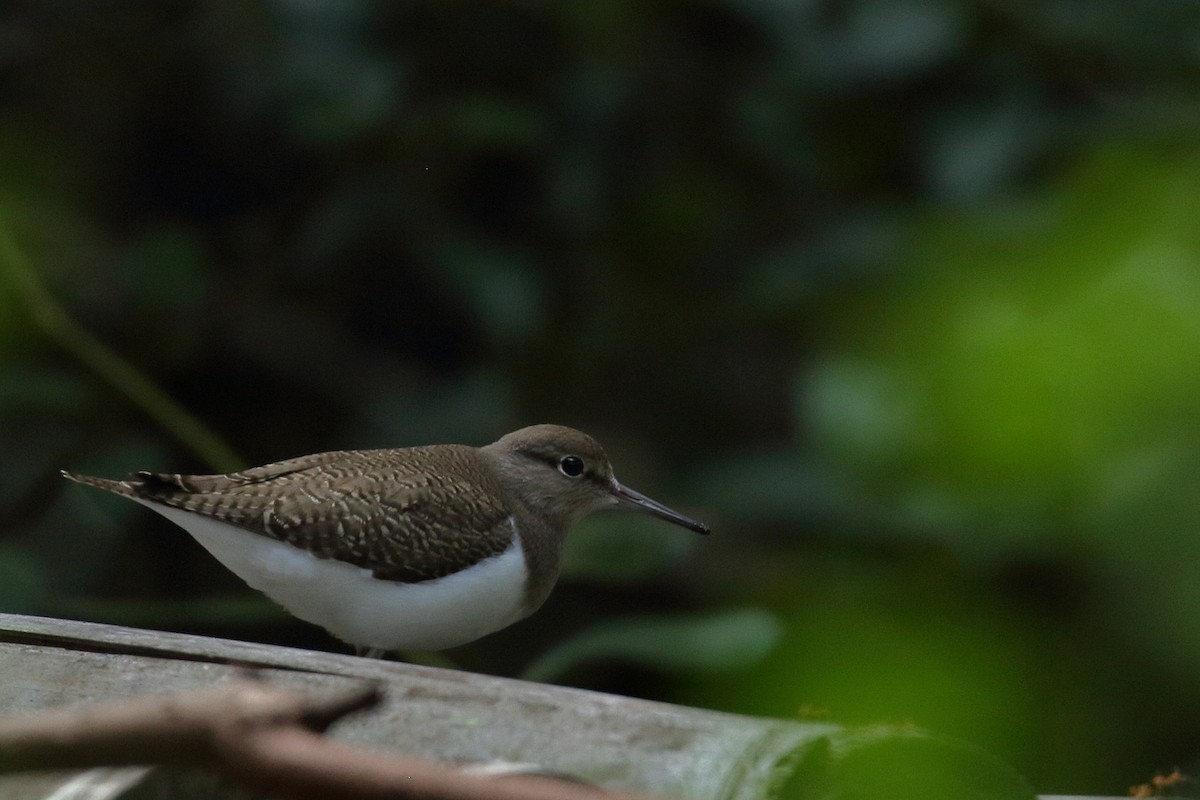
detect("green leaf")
(781, 725), (1035, 800)
(434, 241), (545, 345)
(802, 147), (1200, 526)
(521, 608), (783, 684)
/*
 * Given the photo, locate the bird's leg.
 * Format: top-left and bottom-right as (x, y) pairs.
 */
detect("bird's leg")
(355, 646), (387, 659)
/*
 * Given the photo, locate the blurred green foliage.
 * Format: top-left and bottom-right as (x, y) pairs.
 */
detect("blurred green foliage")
(783, 725), (1036, 800)
(520, 607), (783, 684)
(3, 1), (1200, 795)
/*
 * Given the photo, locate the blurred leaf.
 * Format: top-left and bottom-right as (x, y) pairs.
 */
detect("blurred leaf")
(809, 0), (968, 84)
(280, 31), (402, 145)
(669, 555), (1059, 776)
(802, 360), (927, 469)
(1086, 442), (1200, 675)
(803, 147), (1200, 524)
(781, 726), (1035, 800)
(521, 608), (783, 684)
(918, 100), (1052, 203)
(434, 242), (545, 345)
(0, 218), (242, 472)
(560, 513), (697, 584)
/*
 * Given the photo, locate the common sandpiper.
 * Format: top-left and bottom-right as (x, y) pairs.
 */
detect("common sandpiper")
(64, 424), (709, 656)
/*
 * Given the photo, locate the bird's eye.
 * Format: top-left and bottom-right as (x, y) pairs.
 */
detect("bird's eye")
(558, 455), (585, 478)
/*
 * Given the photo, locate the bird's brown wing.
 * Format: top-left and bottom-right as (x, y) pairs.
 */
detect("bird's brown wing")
(103, 447), (518, 583)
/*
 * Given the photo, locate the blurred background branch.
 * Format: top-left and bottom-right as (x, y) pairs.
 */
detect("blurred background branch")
(0, 218), (242, 472)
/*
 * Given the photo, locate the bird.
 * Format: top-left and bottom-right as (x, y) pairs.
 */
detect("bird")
(63, 424), (709, 656)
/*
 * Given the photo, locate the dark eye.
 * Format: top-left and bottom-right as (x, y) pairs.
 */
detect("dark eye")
(558, 455), (585, 478)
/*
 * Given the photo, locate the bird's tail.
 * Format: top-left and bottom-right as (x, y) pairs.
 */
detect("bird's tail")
(62, 469), (206, 501)
(61, 470), (139, 498)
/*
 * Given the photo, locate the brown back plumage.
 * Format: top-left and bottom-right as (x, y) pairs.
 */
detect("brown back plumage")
(64, 445), (518, 584)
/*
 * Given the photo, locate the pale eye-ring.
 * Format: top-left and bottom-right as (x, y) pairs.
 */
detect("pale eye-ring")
(558, 455), (585, 478)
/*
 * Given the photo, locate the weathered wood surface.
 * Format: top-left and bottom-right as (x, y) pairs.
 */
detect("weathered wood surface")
(0, 614), (1132, 800)
(0, 613), (833, 800)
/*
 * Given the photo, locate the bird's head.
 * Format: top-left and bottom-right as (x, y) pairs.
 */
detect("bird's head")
(482, 424), (709, 535)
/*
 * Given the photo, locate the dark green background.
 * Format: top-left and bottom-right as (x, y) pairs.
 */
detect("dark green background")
(3, 3), (1200, 795)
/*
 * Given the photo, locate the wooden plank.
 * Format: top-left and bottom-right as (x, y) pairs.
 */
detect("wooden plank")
(0, 613), (834, 800)
(0, 614), (1124, 800)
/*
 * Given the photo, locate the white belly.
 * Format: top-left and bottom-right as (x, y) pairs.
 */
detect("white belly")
(137, 500), (530, 652)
